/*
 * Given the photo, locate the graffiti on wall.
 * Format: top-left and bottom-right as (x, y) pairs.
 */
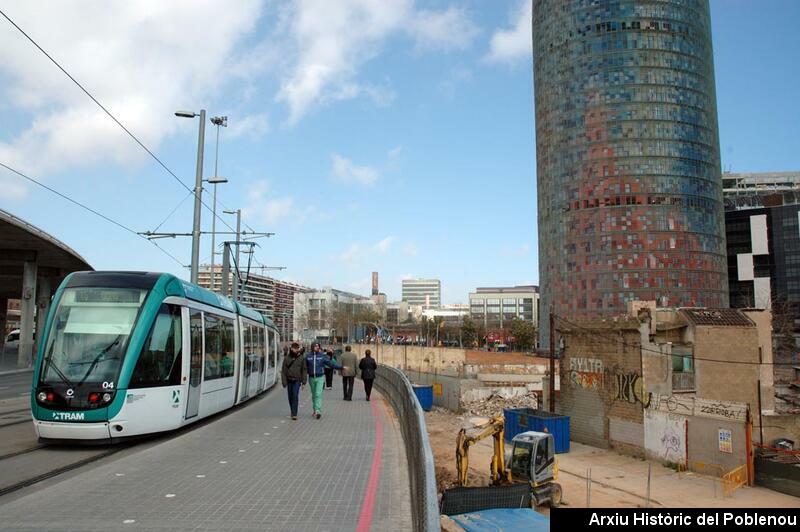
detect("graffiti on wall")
(649, 394), (747, 423)
(568, 357), (603, 390)
(611, 370), (651, 408)
(644, 410), (687, 466)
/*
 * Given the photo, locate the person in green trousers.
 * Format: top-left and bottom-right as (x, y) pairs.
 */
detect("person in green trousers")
(305, 343), (346, 419)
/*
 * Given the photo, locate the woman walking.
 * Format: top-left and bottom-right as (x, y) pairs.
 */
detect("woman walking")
(358, 349), (378, 401)
(281, 342), (307, 420)
(323, 348), (335, 390)
(306, 343), (345, 419)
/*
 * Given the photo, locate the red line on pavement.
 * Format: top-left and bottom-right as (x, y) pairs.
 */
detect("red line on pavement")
(356, 399), (384, 532)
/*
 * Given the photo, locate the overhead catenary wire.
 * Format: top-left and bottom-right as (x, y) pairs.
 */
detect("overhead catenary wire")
(553, 311), (797, 367)
(151, 190), (194, 233)
(0, 161), (186, 269)
(0, 7), (237, 235)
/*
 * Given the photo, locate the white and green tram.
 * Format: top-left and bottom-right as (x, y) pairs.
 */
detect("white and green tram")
(31, 271), (280, 443)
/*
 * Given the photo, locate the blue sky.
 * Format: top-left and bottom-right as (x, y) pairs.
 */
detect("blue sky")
(0, 1), (798, 304)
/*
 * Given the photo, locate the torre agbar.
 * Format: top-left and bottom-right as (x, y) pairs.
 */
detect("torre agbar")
(534, 0), (728, 342)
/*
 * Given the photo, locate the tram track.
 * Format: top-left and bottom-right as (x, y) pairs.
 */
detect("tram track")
(0, 446), (122, 497)
(0, 389), (273, 500)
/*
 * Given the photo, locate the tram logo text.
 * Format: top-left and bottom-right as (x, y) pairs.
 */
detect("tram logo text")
(52, 412), (85, 421)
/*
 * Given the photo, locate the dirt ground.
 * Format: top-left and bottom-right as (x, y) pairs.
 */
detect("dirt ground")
(425, 407), (800, 513)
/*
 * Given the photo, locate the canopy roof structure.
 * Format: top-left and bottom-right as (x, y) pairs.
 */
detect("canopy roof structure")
(0, 208), (92, 300)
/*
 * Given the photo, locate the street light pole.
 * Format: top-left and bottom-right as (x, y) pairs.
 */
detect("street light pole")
(209, 116), (227, 291)
(176, 109), (207, 284)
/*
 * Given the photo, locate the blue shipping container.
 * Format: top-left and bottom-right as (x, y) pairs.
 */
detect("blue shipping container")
(412, 384), (433, 411)
(503, 408), (570, 453)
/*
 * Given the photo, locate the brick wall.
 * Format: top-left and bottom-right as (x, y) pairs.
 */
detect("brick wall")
(559, 320), (645, 451)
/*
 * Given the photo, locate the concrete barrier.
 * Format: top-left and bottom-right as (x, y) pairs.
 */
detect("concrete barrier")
(375, 364), (440, 532)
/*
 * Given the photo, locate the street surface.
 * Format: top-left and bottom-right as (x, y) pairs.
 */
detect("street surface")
(0, 371), (32, 401)
(0, 378), (412, 531)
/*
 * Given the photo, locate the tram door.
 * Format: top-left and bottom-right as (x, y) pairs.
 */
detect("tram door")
(186, 310), (203, 419)
(239, 323), (254, 401)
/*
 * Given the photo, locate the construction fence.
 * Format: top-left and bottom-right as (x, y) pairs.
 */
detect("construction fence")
(374, 364), (440, 532)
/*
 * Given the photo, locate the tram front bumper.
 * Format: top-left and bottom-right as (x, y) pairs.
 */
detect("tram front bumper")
(35, 420), (112, 442)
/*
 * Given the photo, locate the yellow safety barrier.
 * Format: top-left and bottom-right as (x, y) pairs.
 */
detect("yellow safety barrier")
(722, 464), (747, 497)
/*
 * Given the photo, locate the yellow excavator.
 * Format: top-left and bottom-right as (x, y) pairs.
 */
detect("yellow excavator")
(455, 416), (562, 507)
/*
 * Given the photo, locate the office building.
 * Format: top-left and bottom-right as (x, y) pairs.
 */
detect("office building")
(533, 0), (729, 344)
(723, 171), (800, 210)
(469, 286), (539, 330)
(401, 279), (441, 308)
(293, 287), (376, 343)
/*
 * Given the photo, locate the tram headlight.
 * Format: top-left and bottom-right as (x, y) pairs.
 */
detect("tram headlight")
(37, 391), (47, 402)
(102, 392), (113, 403)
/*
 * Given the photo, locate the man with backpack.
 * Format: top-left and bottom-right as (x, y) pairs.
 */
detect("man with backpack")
(306, 343), (346, 419)
(281, 342), (307, 420)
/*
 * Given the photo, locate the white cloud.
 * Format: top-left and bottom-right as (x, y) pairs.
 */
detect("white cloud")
(409, 7), (480, 52)
(388, 145), (403, 159)
(0, 1), (263, 178)
(242, 180), (298, 225)
(338, 243), (364, 264)
(0, 174), (28, 200)
(374, 236), (394, 253)
(275, 1), (479, 123)
(403, 242), (418, 257)
(228, 112), (270, 140)
(331, 153), (378, 186)
(485, 0), (532, 64)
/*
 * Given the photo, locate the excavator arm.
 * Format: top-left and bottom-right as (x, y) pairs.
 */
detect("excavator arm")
(455, 416), (512, 487)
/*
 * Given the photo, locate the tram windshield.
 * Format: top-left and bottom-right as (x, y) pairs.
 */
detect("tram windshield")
(40, 287), (147, 387)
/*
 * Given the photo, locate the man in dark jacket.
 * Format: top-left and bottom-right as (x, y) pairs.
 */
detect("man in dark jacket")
(358, 349), (378, 401)
(306, 343), (345, 419)
(281, 342), (307, 420)
(339, 345), (359, 401)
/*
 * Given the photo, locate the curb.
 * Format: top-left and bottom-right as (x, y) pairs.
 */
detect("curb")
(0, 368), (33, 377)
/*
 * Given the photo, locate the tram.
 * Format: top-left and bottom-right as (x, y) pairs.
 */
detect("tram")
(30, 271), (280, 443)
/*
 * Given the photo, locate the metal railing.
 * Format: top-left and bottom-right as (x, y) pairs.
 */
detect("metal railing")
(375, 364), (440, 531)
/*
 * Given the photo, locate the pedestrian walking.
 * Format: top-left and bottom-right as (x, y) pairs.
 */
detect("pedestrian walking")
(339, 345), (359, 401)
(323, 348), (335, 390)
(281, 342), (307, 420)
(306, 343), (345, 419)
(359, 349), (378, 401)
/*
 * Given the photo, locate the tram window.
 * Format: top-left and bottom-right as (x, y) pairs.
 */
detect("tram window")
(221, 318), (234, 377)
(270, 331), (277, 368)
(130, 304), (182, 388)
(189, 310), (203, 385)
(260, 327), (275, 368)
(203, 314), (235, 380)
(203, 314), (221, 380)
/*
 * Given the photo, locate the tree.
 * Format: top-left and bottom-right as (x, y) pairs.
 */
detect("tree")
(460, 316), (483, 348)
(771, 295), (799, 383)
(509, 318), (537, 351)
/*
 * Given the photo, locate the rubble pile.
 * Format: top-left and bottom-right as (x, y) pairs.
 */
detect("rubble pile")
(462, 390), (538, 417)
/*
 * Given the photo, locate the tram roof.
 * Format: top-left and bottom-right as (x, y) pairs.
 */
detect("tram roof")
(63, 271), (273, 327)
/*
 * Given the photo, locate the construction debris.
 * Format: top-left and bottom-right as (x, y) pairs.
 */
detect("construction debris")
(462, 390), (539, 417)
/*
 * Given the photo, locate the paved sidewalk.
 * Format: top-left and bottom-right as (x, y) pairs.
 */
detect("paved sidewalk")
(0, 379), (412, 531)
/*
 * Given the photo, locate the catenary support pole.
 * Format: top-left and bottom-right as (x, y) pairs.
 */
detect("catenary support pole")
(221, 242), (231, 297)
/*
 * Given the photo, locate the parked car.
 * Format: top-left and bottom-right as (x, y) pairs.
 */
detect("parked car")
(3, 329), (20, 356)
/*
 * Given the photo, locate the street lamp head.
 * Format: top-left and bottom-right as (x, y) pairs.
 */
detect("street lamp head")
(175, 110), (197, 118)
(211, 116), (228, 127)
(207, 176), (228, 184)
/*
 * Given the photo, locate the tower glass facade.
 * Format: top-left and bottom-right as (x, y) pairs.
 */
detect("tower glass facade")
(534, 0), (728, 341)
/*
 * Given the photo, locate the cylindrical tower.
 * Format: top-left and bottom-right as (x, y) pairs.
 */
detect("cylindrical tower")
(534, 0), (728, 343)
